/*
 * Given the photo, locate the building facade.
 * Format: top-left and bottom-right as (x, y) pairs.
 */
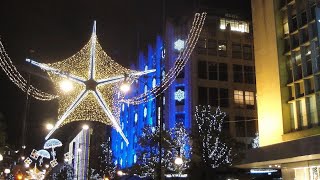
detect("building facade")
(112, 13), (257, 168)
(239, 0), (320, 179)
(190, 14), (257, 146)
(67, 129), (90, 180)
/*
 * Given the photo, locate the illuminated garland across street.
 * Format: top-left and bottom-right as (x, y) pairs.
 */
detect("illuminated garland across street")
(121, 12), (206, 104)
(0, 41), (58, 101)
(27, 21), (154, 144)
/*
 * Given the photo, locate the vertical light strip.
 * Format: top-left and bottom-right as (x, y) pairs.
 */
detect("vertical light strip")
(89, 21), (97, 79)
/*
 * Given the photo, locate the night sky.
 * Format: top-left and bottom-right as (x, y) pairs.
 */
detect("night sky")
(0, 0), (251, 152)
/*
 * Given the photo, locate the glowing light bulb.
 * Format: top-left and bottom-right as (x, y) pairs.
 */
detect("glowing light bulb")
(82, 124), (89, 130)
(46, 123), (54, 130)
(120, 83), (130, 93)
(174, 157), (183, 165)
(59, 79), (73, 93)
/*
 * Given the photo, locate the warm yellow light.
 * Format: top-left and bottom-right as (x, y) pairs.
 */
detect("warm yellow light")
(174, 157), (183, 165)
(120, 83), (130, 93)
(21, 156), (25, 160)
(46, 123), (54, 130)
(59, 79), (73, 92)
(82, 124), (89, 130)
(17, 174), (23, 179)
(104, 178), (109, 180)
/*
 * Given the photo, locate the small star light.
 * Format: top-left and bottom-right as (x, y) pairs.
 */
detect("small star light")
(26, 21), (155, 145)
(174, 39), (185, 51)
(175, 89), (185, 102)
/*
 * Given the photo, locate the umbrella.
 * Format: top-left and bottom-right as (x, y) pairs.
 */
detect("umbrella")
(44, 139), (63, 159)
(37, 149), (50, 166)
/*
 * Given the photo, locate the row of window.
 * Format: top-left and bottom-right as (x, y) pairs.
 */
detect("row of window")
(198, 87), (256, 109)
(198, 61), (256, 84)
(196, 39), (253, 60)
(281, 1), (316, 36)
(289, 94), (320, 131)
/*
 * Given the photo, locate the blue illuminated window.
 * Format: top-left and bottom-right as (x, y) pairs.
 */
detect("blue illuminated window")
(175, 113), (185, 124)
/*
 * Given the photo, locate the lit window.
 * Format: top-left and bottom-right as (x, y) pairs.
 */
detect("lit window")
(234, 90), (244, 107)
(120, 158), (123, 166)
(145, 65), (148, 71)
(245, 91), (255, 106)
(218, 45), (226, 51)
(122, 103), (125, 111)
(152, 78), (156, 88)
(144, 107), (147, 118)
(134, 113), (138, 124)
(134, 154), (137, 163)
(144, 85), (148, 93)
(158, 107), (161, 121)
(121, 142), (123, 150)
(220, 18), (249, 33)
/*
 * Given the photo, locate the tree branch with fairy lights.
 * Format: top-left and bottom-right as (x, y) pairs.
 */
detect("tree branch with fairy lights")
(194, 105), (233, 168)
(132, 124), (190, 178)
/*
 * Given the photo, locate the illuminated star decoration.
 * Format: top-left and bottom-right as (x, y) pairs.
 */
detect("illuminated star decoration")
(27, 21), (155, 144)
(174, 89), (185, 102)
(174, 39), (185, 51)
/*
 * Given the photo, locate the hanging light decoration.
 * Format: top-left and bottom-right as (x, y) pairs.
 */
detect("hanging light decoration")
(121, 12), (207, 105)
(27, 21), (155, 144)
(0, 41), (58, 101)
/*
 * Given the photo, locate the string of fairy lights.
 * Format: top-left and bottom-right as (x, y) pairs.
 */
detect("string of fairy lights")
(121, 12), (207, 105)
(0, 13), (206, 143)
(195, 105), (232, 168)
(0, 41), (57, 101)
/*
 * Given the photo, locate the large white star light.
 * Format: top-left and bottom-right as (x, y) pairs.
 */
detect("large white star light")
(27, 21), (155, 144)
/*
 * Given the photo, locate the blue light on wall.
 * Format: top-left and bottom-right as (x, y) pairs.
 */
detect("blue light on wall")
(175, 89), (185, 102)
(112, 25), (192, 168)
(111, 36), (164, 168)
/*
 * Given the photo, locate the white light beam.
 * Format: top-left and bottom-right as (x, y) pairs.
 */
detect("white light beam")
(45, 90), (88, 140)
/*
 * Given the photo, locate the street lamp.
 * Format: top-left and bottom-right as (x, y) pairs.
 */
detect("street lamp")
(120, 82), (130, 93)
(4, 169), (10, 174)
(46, 123), (54, 130)
(59, 79), (73, 93)
(82, 124), (89, 130)
(117, 170), (124, 176)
